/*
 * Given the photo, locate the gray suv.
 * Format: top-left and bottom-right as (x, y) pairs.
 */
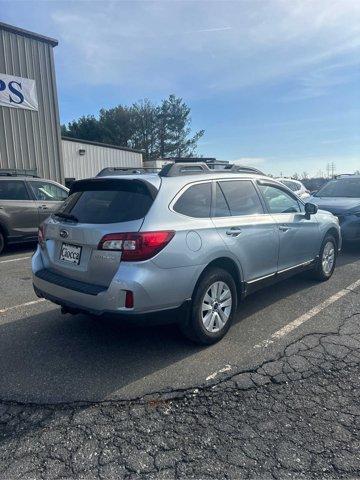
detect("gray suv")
(32, 163), (341, 344)
(0, 171), (68, 254)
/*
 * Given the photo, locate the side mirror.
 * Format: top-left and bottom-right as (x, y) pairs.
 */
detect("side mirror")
(305, 202), (318, 218)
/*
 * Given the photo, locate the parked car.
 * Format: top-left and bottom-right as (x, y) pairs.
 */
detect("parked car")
(302, 177), (328, 194)
(32, 163), (341, 344)
(309, 174), (360, 244)
(276, 178), (310, 200)
(0, 171), (69, 254)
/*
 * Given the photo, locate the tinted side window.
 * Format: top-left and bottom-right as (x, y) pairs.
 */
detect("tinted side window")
(0, 181), (29, 200)
(217, 180), (263, 216)
(29, 181), (68, 201)
(173, 183), (211, 218)
(259, 184), (301, 214)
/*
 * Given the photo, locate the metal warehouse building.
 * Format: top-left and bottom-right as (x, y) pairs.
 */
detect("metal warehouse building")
(0, 22), (63, 183)
(62, 137), (143, 182)
(0, 22), (143, 184)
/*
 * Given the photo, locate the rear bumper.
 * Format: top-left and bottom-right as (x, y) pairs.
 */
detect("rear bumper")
(32, 246), (201, 316)
(33, 283), (190, 325)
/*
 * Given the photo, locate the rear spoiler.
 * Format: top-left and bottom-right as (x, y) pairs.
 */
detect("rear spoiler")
(69, 177), (159, 200)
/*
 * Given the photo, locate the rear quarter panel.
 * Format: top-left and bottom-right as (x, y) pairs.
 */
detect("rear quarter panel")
(141, 179), (244, 297)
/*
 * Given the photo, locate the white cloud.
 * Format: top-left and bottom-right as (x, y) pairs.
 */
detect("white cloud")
(50, 0), (360, 97)
(282, 58), (360, 101)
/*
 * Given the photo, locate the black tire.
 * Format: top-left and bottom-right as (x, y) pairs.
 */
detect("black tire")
(180, 267), (237, 345)
(310, 234), (337, 281)
(0, 231), (5, 255)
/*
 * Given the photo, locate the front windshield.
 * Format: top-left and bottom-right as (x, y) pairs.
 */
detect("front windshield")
(315, 178), (360, 198)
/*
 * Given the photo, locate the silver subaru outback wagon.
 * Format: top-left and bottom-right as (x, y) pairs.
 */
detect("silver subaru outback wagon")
(32, 163), (341, 345)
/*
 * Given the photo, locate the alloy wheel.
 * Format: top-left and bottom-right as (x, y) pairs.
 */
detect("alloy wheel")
(322, 241), (335, 275)
(201, 281), (232, 333)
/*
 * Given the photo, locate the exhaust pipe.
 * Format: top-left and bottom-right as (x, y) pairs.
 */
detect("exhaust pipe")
(61, 306), (80, 315)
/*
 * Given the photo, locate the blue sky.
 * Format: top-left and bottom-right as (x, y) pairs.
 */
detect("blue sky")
(1, 0), (359, 176)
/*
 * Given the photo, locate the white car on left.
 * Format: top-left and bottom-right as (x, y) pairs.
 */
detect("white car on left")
(276, 178), (310, 200)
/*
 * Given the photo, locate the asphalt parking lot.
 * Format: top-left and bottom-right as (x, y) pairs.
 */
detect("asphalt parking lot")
(0, 243), (359, 404)
(0, 243), (360, 478)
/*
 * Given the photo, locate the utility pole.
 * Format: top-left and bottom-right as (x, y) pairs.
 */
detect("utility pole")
(326, 163), (330, 178)
(330, 162), (336, 178)
(326, 162), (336, 178)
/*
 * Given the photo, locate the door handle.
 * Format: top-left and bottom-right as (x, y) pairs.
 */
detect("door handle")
(39, 205), (49, 210)
(226, 227), (242, 237)
(279, 225), (290, 232)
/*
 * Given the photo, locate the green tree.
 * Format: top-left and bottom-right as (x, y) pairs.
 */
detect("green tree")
(99, 106), (133, 146)
(159, 95), (204, 158)
(61, 95), (204, 160)
(130, 99), (158, 161)
(61, 115), (105, 143)
(156, 98), (171, 158)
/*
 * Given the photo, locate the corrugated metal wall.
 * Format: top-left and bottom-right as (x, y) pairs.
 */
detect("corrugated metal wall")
(62, 139), (143, 179)
(0, 26), (63, 183)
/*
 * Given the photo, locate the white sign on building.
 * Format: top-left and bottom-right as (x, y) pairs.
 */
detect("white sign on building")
(0, 72), (38, 111)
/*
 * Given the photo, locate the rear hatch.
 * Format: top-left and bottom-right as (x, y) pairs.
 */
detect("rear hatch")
(43, 177), (159, 287)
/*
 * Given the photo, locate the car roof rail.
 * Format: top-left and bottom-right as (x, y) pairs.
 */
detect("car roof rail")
(159, 162), (212, 177)
(0, 168), (39, 177)
(226, 164), (264, 175)
(159, 162), (265, 177)
(96, 167), (161, 177)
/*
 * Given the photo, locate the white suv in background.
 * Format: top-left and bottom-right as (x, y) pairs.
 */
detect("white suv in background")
(276, 178), (310, 200)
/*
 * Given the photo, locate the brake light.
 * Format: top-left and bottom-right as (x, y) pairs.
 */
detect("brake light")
(98, 231), (175, 261)
(38, 225), (45, 248)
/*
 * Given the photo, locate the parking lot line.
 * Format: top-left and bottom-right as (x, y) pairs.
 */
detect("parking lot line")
(0, 298), (46, 315)
(0, 255), (32, 264)
(255, 278), (360, 348)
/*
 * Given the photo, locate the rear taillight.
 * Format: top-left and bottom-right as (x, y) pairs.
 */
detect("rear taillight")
(98, 231), (175, 261)
(38, 225), (45, 248)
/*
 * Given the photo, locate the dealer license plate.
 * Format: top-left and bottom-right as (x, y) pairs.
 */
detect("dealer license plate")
(59, 243), (82, 265)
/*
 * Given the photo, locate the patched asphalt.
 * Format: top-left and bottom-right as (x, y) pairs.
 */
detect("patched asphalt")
(0, 295), (360, 479)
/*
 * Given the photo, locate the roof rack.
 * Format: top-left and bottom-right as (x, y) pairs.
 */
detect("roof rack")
(159, 162), (264, 177)
(96, 167), (161, 177)
(215, 163), (264, 174)
(0, 168), (39, 178)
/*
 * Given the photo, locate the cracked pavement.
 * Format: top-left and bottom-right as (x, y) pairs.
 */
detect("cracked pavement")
(1, 285), (360, 479)
(1, 245), (360, 479)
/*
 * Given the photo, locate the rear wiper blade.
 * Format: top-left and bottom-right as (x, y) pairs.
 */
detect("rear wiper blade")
(54, 212), (78, 222)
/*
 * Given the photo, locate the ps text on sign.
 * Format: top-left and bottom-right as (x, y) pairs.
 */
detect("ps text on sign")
(0, 72), (38, 111)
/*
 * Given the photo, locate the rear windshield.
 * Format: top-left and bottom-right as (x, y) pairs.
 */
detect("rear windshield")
(57, 179), (155, 224)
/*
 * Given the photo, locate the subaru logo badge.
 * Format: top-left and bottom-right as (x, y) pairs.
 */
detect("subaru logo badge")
(60, 229), (69, 239)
